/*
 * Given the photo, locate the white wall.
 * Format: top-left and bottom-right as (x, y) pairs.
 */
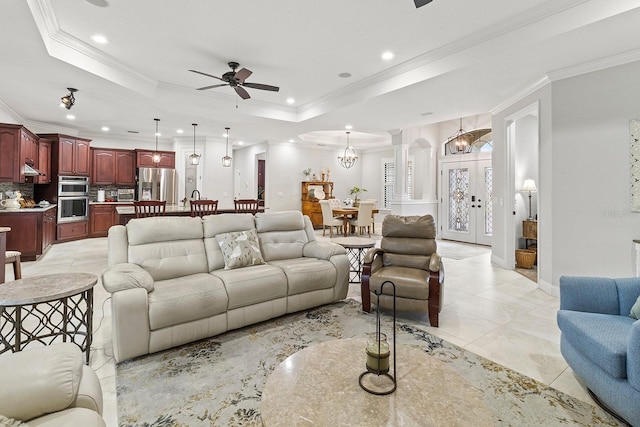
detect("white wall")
(550, 60), (640, 282)
(514, 114), (539, 248)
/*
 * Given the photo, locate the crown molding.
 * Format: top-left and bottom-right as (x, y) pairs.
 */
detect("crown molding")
(27, 0), (157, 97)
(547, 47), (640, 82)
(490, 76), (550, 116)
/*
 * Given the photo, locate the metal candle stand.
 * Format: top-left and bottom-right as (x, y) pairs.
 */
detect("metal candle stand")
(359, 280), (397, 395)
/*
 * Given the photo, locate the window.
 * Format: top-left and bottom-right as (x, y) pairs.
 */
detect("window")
(382, 157), (413, 208)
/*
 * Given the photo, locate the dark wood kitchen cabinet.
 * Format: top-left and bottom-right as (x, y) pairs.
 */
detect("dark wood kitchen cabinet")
(1, 207), (57, 261)
(91, 148), (135, 185)
(0, 123), (41, 183)
(89, 204), (117, 237)
(35, 138), (52, 184)
(39, 134), (91, 177)
(135, 149), (175, 168)
(57, 221), (88, 242)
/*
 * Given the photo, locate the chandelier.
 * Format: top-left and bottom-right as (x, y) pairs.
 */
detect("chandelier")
(338, 131), (358, 169)
(447, 118), (472, 154)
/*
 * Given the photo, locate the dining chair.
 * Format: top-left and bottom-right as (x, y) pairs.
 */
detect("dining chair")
(234, 199), (259, 214)
(348, 201), (375, 236)
(134, 200), (166, 218)
(319, 200), (343, 237)
(190, 199), (218, 217)
(4, 250), (21, 281)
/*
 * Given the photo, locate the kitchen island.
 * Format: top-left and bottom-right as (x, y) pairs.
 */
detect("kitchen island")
(115, 204), (266, 225)
(0, 205), (57, 260)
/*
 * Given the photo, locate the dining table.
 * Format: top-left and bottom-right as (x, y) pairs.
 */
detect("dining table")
(332, 207), (379, 236)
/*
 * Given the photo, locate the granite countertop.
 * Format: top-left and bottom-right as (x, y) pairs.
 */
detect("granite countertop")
(115, 204), (191, 214)
(0, 204), (57, 213)
(90, 201), (135, 205)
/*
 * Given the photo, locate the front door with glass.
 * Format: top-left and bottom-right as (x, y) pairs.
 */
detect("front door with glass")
(441, 159), (492, 245)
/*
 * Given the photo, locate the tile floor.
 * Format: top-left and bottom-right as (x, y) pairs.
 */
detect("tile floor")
(9, 229), (593, 427)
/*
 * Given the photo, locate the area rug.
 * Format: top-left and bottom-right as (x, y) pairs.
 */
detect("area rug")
(116, 299), (623, 427)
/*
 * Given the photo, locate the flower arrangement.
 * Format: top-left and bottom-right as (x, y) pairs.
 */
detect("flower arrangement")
(303, 168), (311, 178)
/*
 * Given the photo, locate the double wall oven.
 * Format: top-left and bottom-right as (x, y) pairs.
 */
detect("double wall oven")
(58, 176), (89, 223)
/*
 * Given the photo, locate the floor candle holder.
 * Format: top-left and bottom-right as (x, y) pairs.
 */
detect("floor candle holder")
(359, 280), (397, 395)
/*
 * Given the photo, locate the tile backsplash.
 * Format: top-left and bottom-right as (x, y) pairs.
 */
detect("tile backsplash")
(0, 183), (34, 199)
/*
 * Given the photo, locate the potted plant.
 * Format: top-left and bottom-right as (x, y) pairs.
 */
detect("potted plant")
(303, 168), (311, 180)
(349, 186), (367, 206)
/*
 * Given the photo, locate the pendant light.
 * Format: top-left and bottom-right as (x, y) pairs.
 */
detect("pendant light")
(152, 118), (161, 164)
(338, 131), (358, 169)
(222, 127), (232, 167)
(188, 123), (201, 165)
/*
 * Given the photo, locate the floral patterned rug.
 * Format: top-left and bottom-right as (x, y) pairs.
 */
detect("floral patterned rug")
(116, 299), (623, 426)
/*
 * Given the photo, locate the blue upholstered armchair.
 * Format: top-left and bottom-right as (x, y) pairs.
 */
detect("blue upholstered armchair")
(557, 276), (640, 426)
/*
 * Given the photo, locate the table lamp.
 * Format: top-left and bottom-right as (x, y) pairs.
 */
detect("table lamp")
(522, 179), (537, 220)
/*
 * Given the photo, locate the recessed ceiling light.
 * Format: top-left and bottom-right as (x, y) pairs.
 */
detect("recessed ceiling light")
(338, 72), (352, 78)
(101, 126), (110, 131)
(345, 124), (353, 130)
(286, 97), (295, 104)
(66, 114), (75, 120)
(289, 139), (294, 143)
(176, 129), (184, 134)
(91, 34), (108, 44)
(155, 132), (161, 137)
(238, 141), (244, 145)
(381, 51), (394, 60)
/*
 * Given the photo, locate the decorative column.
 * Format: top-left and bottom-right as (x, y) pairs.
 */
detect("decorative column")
(391, 130), (411, 203)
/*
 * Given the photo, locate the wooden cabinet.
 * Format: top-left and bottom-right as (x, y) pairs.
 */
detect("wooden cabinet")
(57, 221), (88, 242)
(115, 150), (135, 185)
(522, 220), (537, 249)
(301, 181), (334, 228)
(42, 207), (56, 250)
(0, 123), (43, 183)
(1, 207), (56, 261)
(39, 134), (91, 176)
(36, 139), (52, 184)
(136, 149), (175, 168)
(91, 148), (135, 185)
(89, 204), (120, 237)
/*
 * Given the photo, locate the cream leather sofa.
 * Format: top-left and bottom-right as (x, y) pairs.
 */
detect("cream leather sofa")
(102, 211), (349, 362)
(0, 343), (105, 426)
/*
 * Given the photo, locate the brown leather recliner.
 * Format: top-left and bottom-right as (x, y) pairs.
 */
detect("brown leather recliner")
(361, 214), (444, 327)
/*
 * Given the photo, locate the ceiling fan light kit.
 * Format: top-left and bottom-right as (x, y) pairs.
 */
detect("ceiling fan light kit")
(189, 61), (279, 100)
(338, 131), (358, 169)
(222, 127), (232, 167)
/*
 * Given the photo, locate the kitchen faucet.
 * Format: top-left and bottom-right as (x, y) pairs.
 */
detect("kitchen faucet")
(190, 189), (201, 200)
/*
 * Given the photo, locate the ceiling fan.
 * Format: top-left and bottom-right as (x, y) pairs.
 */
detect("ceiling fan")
(189, 61), (280, 100)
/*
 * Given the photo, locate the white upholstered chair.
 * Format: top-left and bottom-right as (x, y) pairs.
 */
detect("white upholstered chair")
(320, 199), (343, 237)
(348, 201), (375, 236)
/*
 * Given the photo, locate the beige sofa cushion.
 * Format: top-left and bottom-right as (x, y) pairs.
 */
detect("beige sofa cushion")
(126, 216), (208, 281)
(269, 258), (337, 296)
(148, 273), (228, 330)
(211, 264), (287, 310)
(102, 263), (154, 293)
(255, 211), (309, 261)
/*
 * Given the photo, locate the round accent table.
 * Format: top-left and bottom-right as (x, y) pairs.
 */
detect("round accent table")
(0, 272), (97, 364)
(331, 237), (376, 283)
(260, 338), (493, 426)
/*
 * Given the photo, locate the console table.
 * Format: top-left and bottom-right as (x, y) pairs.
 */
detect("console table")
(0, 273), (97, 364)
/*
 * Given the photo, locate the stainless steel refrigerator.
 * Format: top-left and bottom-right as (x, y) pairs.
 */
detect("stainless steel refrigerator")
(137, 167), (177, 204)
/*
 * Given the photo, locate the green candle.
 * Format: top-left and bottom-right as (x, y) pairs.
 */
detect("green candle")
(365, 333), (390, 374)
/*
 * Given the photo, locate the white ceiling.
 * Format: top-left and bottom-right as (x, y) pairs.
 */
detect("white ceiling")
(1, 0), (640, 149)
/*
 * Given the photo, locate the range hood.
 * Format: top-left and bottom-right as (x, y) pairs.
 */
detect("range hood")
(24, 163), (45, 176)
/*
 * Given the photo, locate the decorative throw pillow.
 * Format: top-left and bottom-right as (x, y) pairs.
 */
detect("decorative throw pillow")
(630, 295), (640, 320)
(0, 415), (27, 426)
(215, 229), (265, 270)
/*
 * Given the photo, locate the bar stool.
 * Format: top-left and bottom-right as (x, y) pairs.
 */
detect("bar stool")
(5, 250), (21, 280)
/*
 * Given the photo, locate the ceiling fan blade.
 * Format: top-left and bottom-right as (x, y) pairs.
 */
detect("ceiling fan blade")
(234, 68), (252, 82)
(196, 83), (229, 90)
(414, 0), (433, 8)
(188, 69), (226, 82)
(234, 86), (251, 100)
(243, 82), (280, 92)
